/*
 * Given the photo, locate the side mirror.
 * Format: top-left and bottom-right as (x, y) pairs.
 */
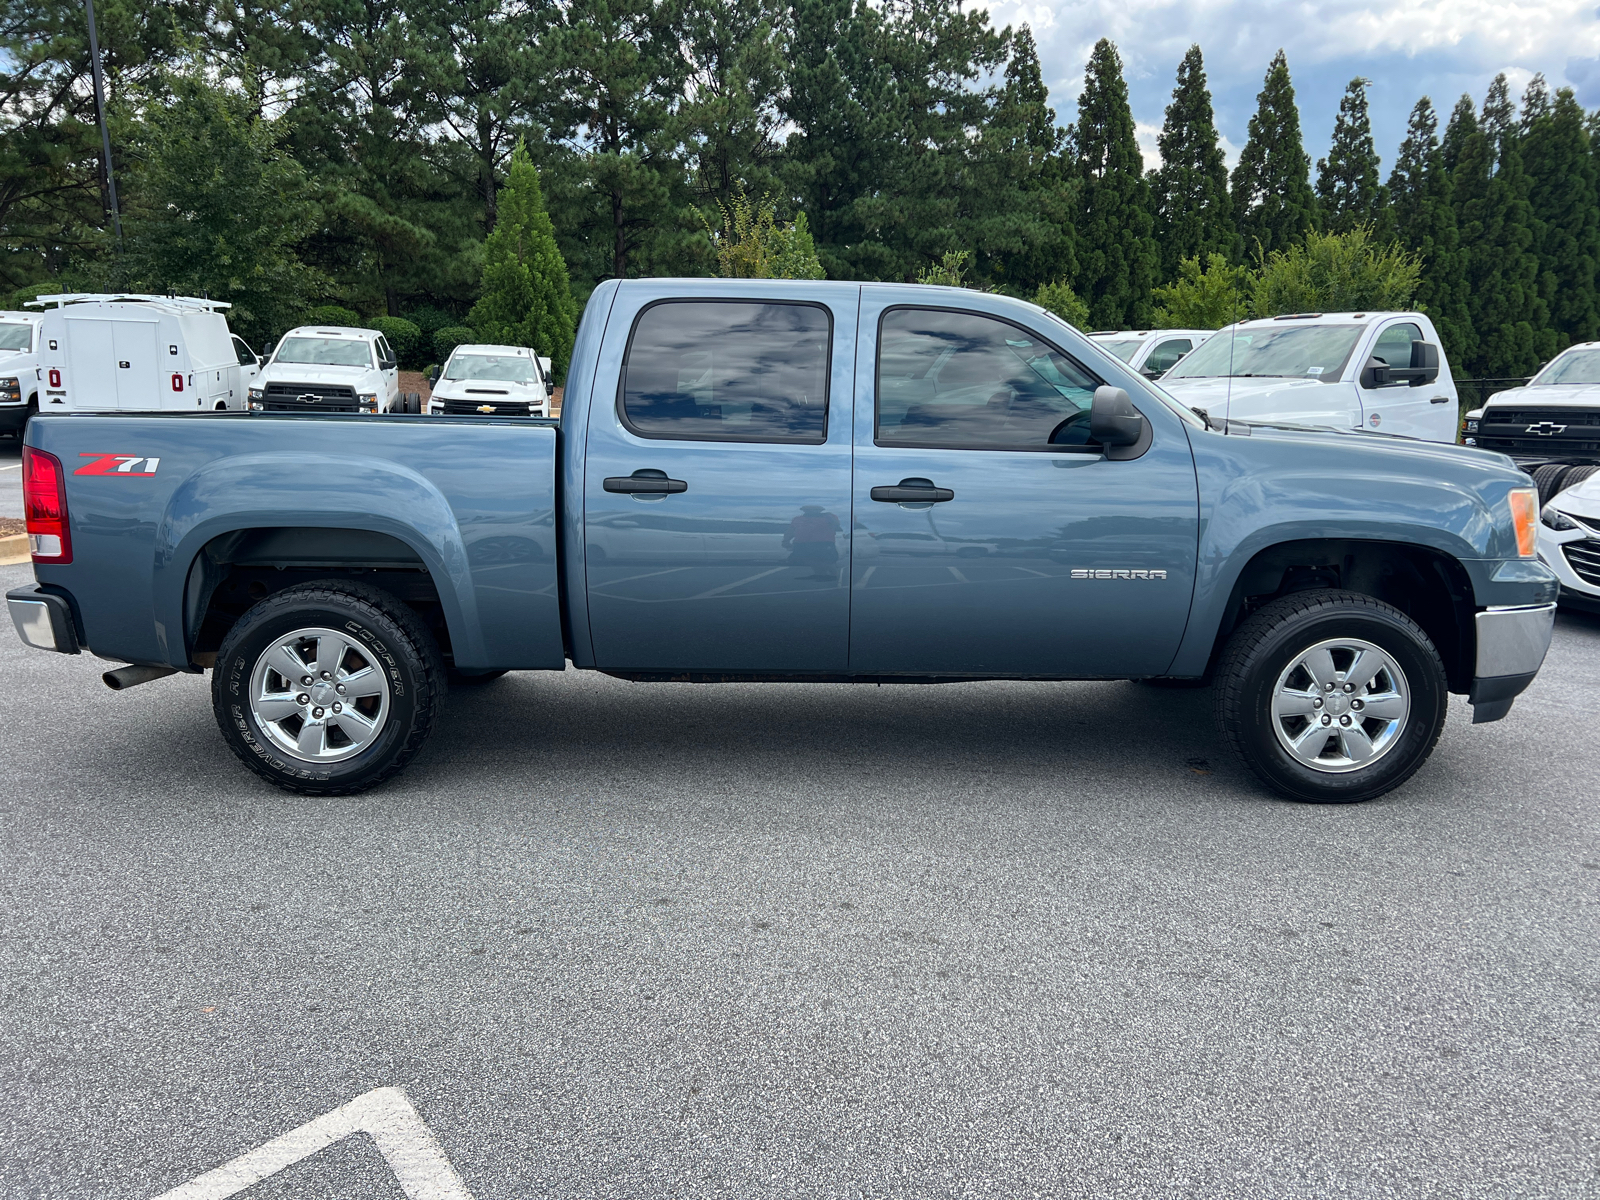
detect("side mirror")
(1359, 355), (1392, 389)
(379, 357), (397, 372)
(425, 367), (438, 385)
(1089, 386), (1151, 461)
(1140, 367), (1163, 380)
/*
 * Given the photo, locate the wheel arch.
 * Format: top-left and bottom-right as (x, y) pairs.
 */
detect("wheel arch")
(1185, 538), (1478, 692)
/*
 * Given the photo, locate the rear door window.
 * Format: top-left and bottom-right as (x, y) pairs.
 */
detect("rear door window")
(620, 301), (831, 444)
(876, 307), (1103, 451)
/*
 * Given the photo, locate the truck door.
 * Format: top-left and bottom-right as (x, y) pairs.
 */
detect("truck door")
(582, 285), (858, 672)
(1357, 319), (1455, 441)
(848, 291), (1199, 678)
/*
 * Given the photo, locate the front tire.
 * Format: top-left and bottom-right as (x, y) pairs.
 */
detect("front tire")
(212, 580), (445, 794)
(1214, 589), (1448, 803)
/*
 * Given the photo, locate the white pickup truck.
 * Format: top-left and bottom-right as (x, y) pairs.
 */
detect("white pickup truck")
(1158, 312), (1458, 442)
(247, 325), (402, 414)
(0, 311), (42, 437)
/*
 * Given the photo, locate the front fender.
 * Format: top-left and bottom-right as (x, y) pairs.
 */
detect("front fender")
(1167, 431), (1558, 675)
(154, 452), (479, 666)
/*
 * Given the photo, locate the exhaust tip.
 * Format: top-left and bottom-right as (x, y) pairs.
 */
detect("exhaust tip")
(103, 664), (178, 691)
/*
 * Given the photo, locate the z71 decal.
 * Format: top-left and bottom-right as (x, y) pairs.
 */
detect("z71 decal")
(1071, 568), (1168, 580)
(74, 453), (160, 476)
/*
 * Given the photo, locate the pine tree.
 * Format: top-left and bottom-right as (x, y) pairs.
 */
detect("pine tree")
(1151, 45), (1236, 281)
(1388, 97), (1474, 367)
(1480, 73), (1515, 163)
(1068, 38), (1157, 327)
(468, 141), (578, 378)
(1316, 77), (1391, 238)
(1439, 95), (1478, 173)
(1231, 50), (1318, 257)
(1521, 84), (1600, 348)
(1453, 93), (1549, 377)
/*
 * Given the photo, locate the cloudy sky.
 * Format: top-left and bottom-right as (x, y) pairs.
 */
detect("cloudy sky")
(977, 0), (1600, 173)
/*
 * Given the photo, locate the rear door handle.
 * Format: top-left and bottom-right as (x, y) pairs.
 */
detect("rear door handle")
(604, 469), (687, 494)
(870, 478), (954, 503)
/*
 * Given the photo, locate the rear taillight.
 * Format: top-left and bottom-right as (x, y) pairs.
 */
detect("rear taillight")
(22, 446), (71, 564)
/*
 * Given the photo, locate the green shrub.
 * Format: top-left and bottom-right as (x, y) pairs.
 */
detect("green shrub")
(404, 305), (459, 340)
(1249, 226), (1421, 317)
(917, 251), (971, 288)
(433, 326), (478, 360)
(371, 316), (423, 368)
(1033, 280), (1091, 328)
(303, 304), (362, 328)
(1152, 255), (1247, 329)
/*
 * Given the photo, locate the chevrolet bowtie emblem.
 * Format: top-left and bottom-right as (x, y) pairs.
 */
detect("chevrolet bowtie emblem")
(476, 404), (497, 414)
(298, 393), (321, 404)
(1525, 421), (1566, 435)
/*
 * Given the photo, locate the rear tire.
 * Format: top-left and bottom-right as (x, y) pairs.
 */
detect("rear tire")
(1214, 589), (1448, 803)
(212, 579), (445, 794)
(1557, 464), (1597, 494)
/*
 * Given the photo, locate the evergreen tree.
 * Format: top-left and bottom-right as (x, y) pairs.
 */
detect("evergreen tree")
(971, 26), (1076, 294)
(1453, 97), (1549, 377)
(679, 0), (789, 213)
(1151, 45), (1236, 281)
(1068, 38), (1157, 328)
(117, 68), (323, 345)
(1316, 77), (1391, 238)
(1480, 73), (1515, 162)
(1231, 50), (1318, 257)
(1439, 95), (1478, 173)
(467, 141), (578, 378)
(1521, 84), (1600, 348)
(1388, 97), (1474, 366)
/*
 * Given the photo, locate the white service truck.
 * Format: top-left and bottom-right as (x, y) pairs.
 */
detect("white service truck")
(0, 311), (43, 437)
(29, 294), (260, 415)
(1157, 311), (1457, 442)
(247, 325), (403, 414)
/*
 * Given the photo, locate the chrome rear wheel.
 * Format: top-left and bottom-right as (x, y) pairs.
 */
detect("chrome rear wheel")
(248, 626), (392, 763)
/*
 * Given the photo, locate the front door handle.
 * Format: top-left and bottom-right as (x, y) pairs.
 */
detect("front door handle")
(1429, 395), (1452, 404)
(870, 478), (954, 503)
(604, 469), (688, 495)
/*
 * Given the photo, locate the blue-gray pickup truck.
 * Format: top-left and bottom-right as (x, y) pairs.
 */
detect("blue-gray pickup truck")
(8, 280), (1560, 802)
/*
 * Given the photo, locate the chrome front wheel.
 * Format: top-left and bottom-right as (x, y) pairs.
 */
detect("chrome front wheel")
(1270, 637), (1410, 773)
(248, 626), (391, 763)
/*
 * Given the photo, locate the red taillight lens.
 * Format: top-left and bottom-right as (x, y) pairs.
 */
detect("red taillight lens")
(171, 373), (183, 392)
(22, 446), (71, 564)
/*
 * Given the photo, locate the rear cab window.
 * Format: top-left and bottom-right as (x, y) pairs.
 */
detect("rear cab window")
(619, 300), (831, 444)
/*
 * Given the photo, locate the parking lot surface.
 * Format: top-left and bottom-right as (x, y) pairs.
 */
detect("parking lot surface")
(1, 438), (1596, 1198)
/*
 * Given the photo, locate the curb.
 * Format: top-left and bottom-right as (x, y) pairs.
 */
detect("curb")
(0, 532), (29, 566)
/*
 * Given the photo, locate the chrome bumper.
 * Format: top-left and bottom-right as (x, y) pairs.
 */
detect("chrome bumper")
(1469, 602), (1556, 723)
(7, 585), (79, 654)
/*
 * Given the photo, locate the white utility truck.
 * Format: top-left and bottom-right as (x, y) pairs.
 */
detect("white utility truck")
(248, 325), (402, 414)
(1157, 312), (1457, 442)
(1088, 329), (1213, 380)
(0, 311), (43, 437)
(426, 344), (553, 417)
(29, 294), (259, 414)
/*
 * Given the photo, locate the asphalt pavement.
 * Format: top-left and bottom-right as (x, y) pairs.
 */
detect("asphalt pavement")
(0, 442), (1596, 1197)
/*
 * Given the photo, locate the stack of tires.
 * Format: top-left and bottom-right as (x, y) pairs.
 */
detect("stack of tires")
(1532, 463), (1598, 504)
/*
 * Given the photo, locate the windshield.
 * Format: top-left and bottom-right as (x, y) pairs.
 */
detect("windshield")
(1092, 337), (1145, 363)
(1163, 324), (1365, 382)
(445, 353), (538, 383)
(273, 336), (372, 368)
(0, 324), (32, 352)
(1533, 348), (1600, 385)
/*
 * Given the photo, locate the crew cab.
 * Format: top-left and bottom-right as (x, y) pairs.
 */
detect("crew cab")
(1159, 311), (1458, 442)
(8, 280), (1557, 804)
(426, 344), (552, 417)
(0, 310), (42, 437)
(1088, 329), (1212, 380)
(248, 326), (400, 414)
(1460, 342), (1600, 503)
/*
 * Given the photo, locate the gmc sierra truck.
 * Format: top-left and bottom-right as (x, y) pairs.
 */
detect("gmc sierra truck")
(8, 280), (1559, 803)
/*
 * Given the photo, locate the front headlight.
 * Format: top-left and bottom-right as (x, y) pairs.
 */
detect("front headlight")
(0, 376), (19, 403)
(358, 392), (379, 412)
(1541, 504), (1580, 532)
(247, 387), (263, 402)
(1508, 488), (1538, 556)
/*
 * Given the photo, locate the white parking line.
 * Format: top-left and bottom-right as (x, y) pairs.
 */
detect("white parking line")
(151, 1087), (472, 1200)
(688, 565), (790, 598)
(0, 464), (18, 472)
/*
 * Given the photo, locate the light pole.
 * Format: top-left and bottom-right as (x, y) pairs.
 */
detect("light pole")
(84, 0), (121, 243)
